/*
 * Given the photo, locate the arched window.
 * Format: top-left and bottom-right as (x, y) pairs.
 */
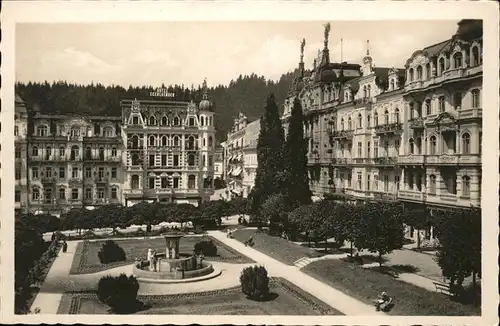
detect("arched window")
(70, 146), (79, 160)
(439, 57), (445, 74)
(188, 154), (195, 166)
(363, 86), (367, 98)
(462, 176), (471, 197)
(85, 147), (92, 159)
(471, 89), (480, 108)
(471, 46), (480, 66)
(429, 136), (437, 155)
(453, 52), (463, 68)
(409, 138), (415, 154)
(99, 147), (105, 160)
(384, 110), (389, 124)
(340, 118), (345, 130)
(409, 68), (414, 81)
(208, 136), (213, 148)
(161, 135), (167, 146)
(425, 99), (432, 115)
(46, 146), (52, 159)
(425, 63), (431, 79)
(37, 125), (48, 136)
(409, 103), (415, 119)
(186, 136), (196, 150)
(453, 93), (462, 110)
(59, 146), (65, 157)
(416, 66), (423, 80)
(161, 116), (168, 126)
(131, 175), (139, 189)
(111, 147), (117, 157)
(173, 136), (180, 147)
(103, 127), (113, 137)
(367, 85), (371, 98)
(130, 135), (139, 148)
(438, 96), (445, 113)
(416, 138), (422, 155)
(394, 108), (400, 123)
(357, 114), (362, 128)
(429, 175), (437, 194)
(131, 153), (140, 165)
(462, 133), (471, 154)
(202, 138), (206, 147)
(173, 116), (180, 126)
(32, 187), (40, 201)
(373, 112), (378, 126)
(149, 116), (156, 126)
(200, 116), (205, 126)
(348, 117), (352, 130)
(149, 135), (156, 146)
(188, 175), (196, 189)
(366, 115), (371, 127)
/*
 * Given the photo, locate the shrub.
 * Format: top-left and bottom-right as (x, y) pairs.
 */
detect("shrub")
(146, 224), (152, 233)
(97, 274), (139, 313)
(97, 240), (126, 264)
(193, 239), (217, 256)
(239, 265), (270, 301)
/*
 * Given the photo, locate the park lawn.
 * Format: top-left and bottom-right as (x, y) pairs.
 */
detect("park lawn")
(57, 278), (342, 315)
(302, 259), (480, 316)
(70, 236), (254, 274)
(232, 229), (323, 265)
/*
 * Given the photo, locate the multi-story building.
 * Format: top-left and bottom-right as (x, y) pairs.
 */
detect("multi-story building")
(214, 146), (224, 181)
(281, 20), (482, 241)
(398, 19), (482, 239)
(15, 95), (29, 213)
(26, 108), (124, 215)
(242, 119), (260, 198)
(121, 81), (216, 207)
(225, 113), (247, 198)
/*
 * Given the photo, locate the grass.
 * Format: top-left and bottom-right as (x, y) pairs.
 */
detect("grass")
(302, 259), (480, 316)
(57, 277), (342, 315)
(231, 229), (323, 265)
(70, 236), (254, 274)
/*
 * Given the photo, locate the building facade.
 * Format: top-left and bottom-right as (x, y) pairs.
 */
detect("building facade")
(242, 119), (260, 198)
(224, 113), (247, 198)
(213, 146), (224, 181)
(281, 20), (482, 241)
(121, 83), (216, 207)
(15, 95), (29, 213)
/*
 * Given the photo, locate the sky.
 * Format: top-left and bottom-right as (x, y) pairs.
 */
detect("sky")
(16, 21), (460, 88)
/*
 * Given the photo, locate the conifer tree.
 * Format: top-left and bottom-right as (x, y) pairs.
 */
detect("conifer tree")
(283, 98), (312, 209)
(249, 93), (285, 214)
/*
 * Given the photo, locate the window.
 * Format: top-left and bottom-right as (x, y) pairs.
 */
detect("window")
(32, 167), (39, 179)
(161, 116), (168, 126)
(383, 175), (389, 192)
(453, 93), (462, 110)
(188, 154), (195, 166)
(363, 86), (367, 98)
(72, 188), (79, 200)
(471, 89), (480, 108)
(173, 116), (180, 126)
(395, 139), (400, 154)
(14, 126), (19, 136)
(37, 125), (48, 136)
(46, 167), (52, 178)
(98, 167), (105, 179)
(173, 176), (180, 188)
(149, 154), (155, 167)
(357, 142), (362, 157)
(85, 188), (92, 200)
(429, 175), (437, 194)
(409, 68), (414, 81)
(32, 146), (39, 156)
(131, 153), (140, 165)
(367, 85), (371, 98)
(111, 167), (117, 179)
(462, 133), (471, 154)
(98, 147), (105, 161)
(471, 46), (480, 66)
(384, 110), (389, 124)
(409, 138), (415, 154)
(59, 167), (65, 179)
(97, 188), (105, 199)
(15, 148), (21, 158)
(103, 127), (113, 137)
(111, 147), (117, 157)
(149, 135), (155, 146)
(15, 190), (21, 202)
(72, 167), (79, 179)
(479, 132), (482, 154)
(148, 177), (155, 189)
(348, 117), (352, 130)
(367, 115), (371, 127)
(340, 119), (345, 130)
(208, 136), (213, 148)
(85, 147), (92, 159)
(161, 177), (168, 188)
(367, 142), (371, 157)
(367, 175), (371, 191)
(462, 176), (471, 197)
(357, 173), (362, 190)
(188, 175), (196, 189)
(208, 155), (213, 167)
(161, 136), (167, 146)
(59, 188), (66, 200)
(149, 116), (156, 126)
(439, 57), (445, 74)
(132, 116), (139, 125)
(357, 114), (362, 128)
(416, 66), (423, 80)
(373, 112), (378, 126)
(173, 136), (180, 147)
(15, 167), (21, 180)
(438, 96), (445, 113)
(425, 63), (431, 79)
(429, 136), (437, 155)
(131, 175), (140, 189)
(85, 167), (92, 178)
(111, 187), (118, 199)
(59, 147), (65, 157)
(453, 52), (463, 68)
(395, 108), (400, 123)
(189, 117), (195, 126)
(395, 175), (400, 191)
(374, 141), (378, 158)
(70, 146), (79, 160)
(32, 188), (40, 200)
(173, 154), (179, 166)
(202, 155), (206, 166)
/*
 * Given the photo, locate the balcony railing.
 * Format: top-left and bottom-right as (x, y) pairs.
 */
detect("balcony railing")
(404, 65), (482, 93)
(408, 118), (425, 129)
(397, 154), (425, 165)
(41, 176), (57, 183)
(374, 123), (402, 135)
(373, 156), (398, 165)
(94, 176), (109, 183)
(328, 130), (354, 139)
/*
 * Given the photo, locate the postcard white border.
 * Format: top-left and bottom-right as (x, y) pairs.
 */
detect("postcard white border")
(1, 1), (499, 325)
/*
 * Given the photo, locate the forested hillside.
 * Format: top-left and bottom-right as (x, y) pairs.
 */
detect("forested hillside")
(15, 72), (295, 142)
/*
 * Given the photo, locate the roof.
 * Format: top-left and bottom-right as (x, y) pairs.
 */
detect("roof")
(243, 119), (261, 149)
(15, 94), (27, 114)
(422, 39), (451, 58)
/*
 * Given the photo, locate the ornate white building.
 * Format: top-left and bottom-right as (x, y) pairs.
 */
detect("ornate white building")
(15, 95), (29, 213)
(121, 81), (216, 206)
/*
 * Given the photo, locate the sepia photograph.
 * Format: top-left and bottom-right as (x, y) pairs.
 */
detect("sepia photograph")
(1, 1), (498, 325)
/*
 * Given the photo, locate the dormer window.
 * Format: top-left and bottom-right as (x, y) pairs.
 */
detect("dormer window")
(425, 63), (431, 80)
(416, 66), (423, 80)
(367, 85), (371, 98)
(453, 52), (463, 69)
(37, 125), (48, 137)
(149, 116), (156, 125)
(390, 79), (395, 90)
(132, 116), (139, 125)
(103, 126), (113, 137)
(173, 116), (180, 126)
(161, 116), (168, 126)
(409, 68), (414, 82)
(439, 57), (445, 75)
(471, 46), (480, 66)
(189, 117), (196, 126)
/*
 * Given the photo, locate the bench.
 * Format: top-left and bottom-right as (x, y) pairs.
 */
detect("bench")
(433, 281), (451, 295)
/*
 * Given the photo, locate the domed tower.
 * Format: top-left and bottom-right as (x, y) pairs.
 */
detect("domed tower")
(362, 40), (374, 76)
(198, 78), (216, 202)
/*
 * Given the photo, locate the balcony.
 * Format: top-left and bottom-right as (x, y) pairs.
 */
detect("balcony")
(397, 154), (425, 165)
(373, 156), (398, 166)
(186, 165), (199, 171)
(374, 123), (403, 135)
(328, 130), (354, 140)
(83, 136), (123, 144)
(68, 135), (83, 142)
(41, 176), (57, 183)
(404, 65), (482, 93)
(68, 178), (83, 186)
(127, 166), (143, 171)
(408, 118), (425, 130)
(371, 191), (398, 202)
(185, 145), (199, 151)
(457, 108), (482, 121)
(94, 176), (109, 183)
(398, 189), (427, 202)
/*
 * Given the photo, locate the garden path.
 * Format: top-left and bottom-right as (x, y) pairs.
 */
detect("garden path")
(208, 231), (386, 316)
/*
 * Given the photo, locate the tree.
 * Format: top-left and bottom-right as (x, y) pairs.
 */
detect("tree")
(337, 203), (365, 256)
(356, 202), (406, 266)
(97, 274), (140, 313)
(288, 204), (312, 242)
(283, 97), (312, 210)
(434, 207), (481, 293)
(260, 193), (288, 235)
(249, 93), (285, 215)
(403, 208), (429, 248)
(316, 199), (346, 251)
(239, 265), (270, 301)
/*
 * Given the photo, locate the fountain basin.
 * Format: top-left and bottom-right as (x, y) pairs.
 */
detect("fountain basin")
(133, 252), (214, 280)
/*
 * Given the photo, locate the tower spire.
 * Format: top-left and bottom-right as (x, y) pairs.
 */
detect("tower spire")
(202, 78), (208, 100)
(366, 39), (370, 56)
(321, 22), (331, 66)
